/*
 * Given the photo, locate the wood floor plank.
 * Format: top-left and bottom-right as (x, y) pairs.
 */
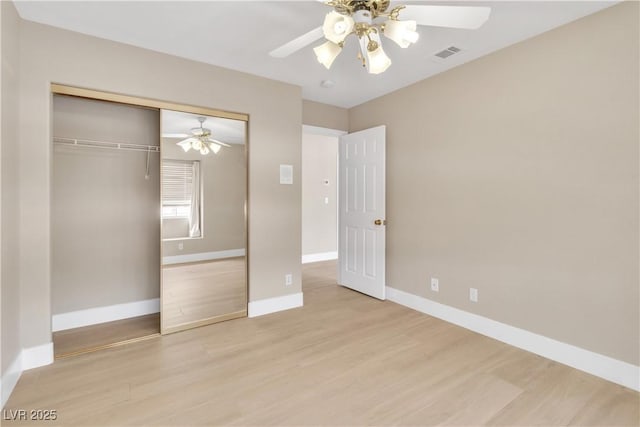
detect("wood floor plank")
(4, 260), (638, 426)
(486, 363), (605, 426)
(568, 382), (640, 426)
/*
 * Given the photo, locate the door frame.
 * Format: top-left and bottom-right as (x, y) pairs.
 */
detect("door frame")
(301, 125), (347, 270)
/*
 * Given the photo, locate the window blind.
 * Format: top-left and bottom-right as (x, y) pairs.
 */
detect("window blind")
(162, 160), (196, 207)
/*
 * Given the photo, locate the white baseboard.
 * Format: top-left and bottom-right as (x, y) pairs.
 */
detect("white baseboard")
(1, 354), (22, 409)
(302, 251), (338, 264)
(22, 343), (54, 371)
(163, 248), (245, 265)
(248, 292), (304, 318)
(52, 298), (160, 332)
(386, 286), (640, 392)
(1, 343), (55, 408)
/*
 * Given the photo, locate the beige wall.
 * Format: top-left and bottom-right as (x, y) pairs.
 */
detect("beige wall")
(1, 0), (22, 388)
(162, 218), (189, 240)
(51, 95), (161, 314)
(18, 21), (302, 349)
(162, 138), (246, 257)
(349, 2), (639, 365)
(303, 100), (349, 131)
(302, 133), (338, 256)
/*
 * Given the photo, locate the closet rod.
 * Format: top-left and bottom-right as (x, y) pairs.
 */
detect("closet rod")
(53, 137), (160, 153)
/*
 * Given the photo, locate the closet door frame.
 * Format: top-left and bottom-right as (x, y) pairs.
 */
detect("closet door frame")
(51, 83), (250, 336)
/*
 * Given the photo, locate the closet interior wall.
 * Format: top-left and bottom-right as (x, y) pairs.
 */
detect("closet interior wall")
(51, 95), (161, 328)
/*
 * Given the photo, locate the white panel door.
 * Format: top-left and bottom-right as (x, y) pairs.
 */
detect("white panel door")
(338, 125), (386, 300)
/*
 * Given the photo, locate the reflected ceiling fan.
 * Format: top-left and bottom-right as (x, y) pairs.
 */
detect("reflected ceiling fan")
(164, 117), (230, 155)
(270, 0), (491, 74)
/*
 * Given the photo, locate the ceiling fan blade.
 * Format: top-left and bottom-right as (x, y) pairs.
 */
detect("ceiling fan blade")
(401, 5), (491, 30)
(209, 138), (231, 148)
(269, 26), (324, 58)
(162, 133), (189, 138)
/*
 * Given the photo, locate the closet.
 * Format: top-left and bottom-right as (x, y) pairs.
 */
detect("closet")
(51, 95), (162, 357)
(50, 86), (249, 358)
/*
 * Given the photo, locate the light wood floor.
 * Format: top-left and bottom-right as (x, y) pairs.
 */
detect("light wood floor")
(53, 314), (160, 358)
(162, 257), (246, 331)
(5, 261), (639, 426)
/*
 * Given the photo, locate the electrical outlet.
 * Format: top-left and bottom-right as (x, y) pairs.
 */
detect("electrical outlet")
(470, 288), (478, 302)
(285, 274), (293, 286)
(430, 278), (439, 292)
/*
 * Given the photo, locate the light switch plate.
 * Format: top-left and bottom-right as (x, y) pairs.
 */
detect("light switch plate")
(470, 288), (478, 302)
(280, 165), (293, 185)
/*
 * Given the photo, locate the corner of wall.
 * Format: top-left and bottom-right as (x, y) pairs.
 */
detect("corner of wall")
(0, 342), (54, 409)
(302, 99), (349, 132)
(0, 353), (22, 409)
(22, 343), (54, 371)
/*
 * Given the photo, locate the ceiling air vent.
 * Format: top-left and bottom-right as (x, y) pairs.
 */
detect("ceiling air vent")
(434, 46), (461, 59)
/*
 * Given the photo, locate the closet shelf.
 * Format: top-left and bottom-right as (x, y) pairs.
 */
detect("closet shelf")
(53, 137), (160, 153)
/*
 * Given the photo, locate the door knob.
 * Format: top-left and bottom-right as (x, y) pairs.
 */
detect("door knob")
(374, 219), (386, 226)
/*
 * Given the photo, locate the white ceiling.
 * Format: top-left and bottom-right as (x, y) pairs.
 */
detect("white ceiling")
(15, 1), (617, 108)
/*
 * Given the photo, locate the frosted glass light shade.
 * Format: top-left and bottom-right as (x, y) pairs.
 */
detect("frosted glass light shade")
(314, 41), (342, 69)
(177, 139), (192, 152)
(208, 142), (221, 154)
(367, 45), (392, 74)
(322, 11), (354, 44)
(383, 19), (419, 48)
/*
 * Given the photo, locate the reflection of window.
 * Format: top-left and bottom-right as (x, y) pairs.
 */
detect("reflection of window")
(162, 160), (196, 219)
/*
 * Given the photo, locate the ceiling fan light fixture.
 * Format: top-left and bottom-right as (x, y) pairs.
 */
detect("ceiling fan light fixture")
(383, 19), (419, 48)
(367, 45), (392, 74)
(322, 11), (354, 44)
(174, 117), (229, 155)
(270, 1), (491, 74)
(314, 40), (342, 69)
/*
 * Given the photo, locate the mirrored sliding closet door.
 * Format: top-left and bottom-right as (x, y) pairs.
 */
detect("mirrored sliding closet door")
(160, 109), (248, 334)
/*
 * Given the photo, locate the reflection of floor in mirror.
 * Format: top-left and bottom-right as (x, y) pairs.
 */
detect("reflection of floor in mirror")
(53, 313), (160, 358)
(162, 256), (246, 329)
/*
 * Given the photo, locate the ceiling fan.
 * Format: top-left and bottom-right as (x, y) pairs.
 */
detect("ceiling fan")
(163, 117), (231, 155)
(269, 0), (491, 74)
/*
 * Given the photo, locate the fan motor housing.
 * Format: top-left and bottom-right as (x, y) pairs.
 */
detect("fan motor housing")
(333, 0), (391, 16)
(351, 0), (390, 14)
